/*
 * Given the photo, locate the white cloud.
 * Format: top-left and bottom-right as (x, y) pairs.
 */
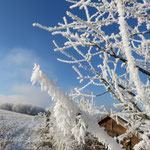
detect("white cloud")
(1, 47), (56, 82)
(0, 84), (52, 108)
(0, 47), (55, 108)
(2, 47), (39, 80)
(0, 94), (26, 104)
(5, 47), (38, 65)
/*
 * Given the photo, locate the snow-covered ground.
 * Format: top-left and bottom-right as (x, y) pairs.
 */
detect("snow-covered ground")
(0, 109), (45, 150)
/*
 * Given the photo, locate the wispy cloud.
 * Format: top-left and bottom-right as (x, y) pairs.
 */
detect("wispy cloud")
(0, 84), (52, 108)
(5, 47), (38, 65)
(2, 47), (39, 80)
(0, 47), (54, 108)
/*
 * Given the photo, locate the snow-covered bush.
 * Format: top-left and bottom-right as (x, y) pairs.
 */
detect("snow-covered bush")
(0, 103), (45, 116)
(0, 103), (13, 111)
(32, 0), (150, 149)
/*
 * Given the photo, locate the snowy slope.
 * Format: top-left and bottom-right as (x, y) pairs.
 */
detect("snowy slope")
(0, 109), (45, 150)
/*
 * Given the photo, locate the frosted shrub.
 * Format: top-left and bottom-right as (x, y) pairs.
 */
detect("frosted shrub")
(31, 64), (122, 150)
(0, 103), (45, 116)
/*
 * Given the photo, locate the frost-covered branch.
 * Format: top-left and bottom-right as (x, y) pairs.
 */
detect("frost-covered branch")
(31, 64), (122, 150)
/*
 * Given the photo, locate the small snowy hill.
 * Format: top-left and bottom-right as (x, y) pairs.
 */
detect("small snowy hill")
(0, 109), (45, 150)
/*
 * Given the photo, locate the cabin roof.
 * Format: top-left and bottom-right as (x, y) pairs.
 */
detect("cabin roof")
(98, 114), (128, 129)
(98, 114), (149, 141)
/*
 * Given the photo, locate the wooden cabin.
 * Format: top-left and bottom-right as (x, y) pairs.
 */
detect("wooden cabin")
(98, 115), (141, 150)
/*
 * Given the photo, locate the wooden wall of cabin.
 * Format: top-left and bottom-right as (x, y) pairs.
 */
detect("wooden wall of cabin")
(98, 117), (142, 150)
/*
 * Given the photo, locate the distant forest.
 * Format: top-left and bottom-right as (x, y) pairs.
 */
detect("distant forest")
(0, 103), (45, 115)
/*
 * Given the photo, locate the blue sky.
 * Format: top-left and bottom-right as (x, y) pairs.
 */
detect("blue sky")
(0, 0), (117, 108)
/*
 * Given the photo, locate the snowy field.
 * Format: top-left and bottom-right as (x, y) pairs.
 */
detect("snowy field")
(0, 109), (45, 150)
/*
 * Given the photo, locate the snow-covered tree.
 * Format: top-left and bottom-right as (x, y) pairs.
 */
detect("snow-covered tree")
(32, 0), (150, 149)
